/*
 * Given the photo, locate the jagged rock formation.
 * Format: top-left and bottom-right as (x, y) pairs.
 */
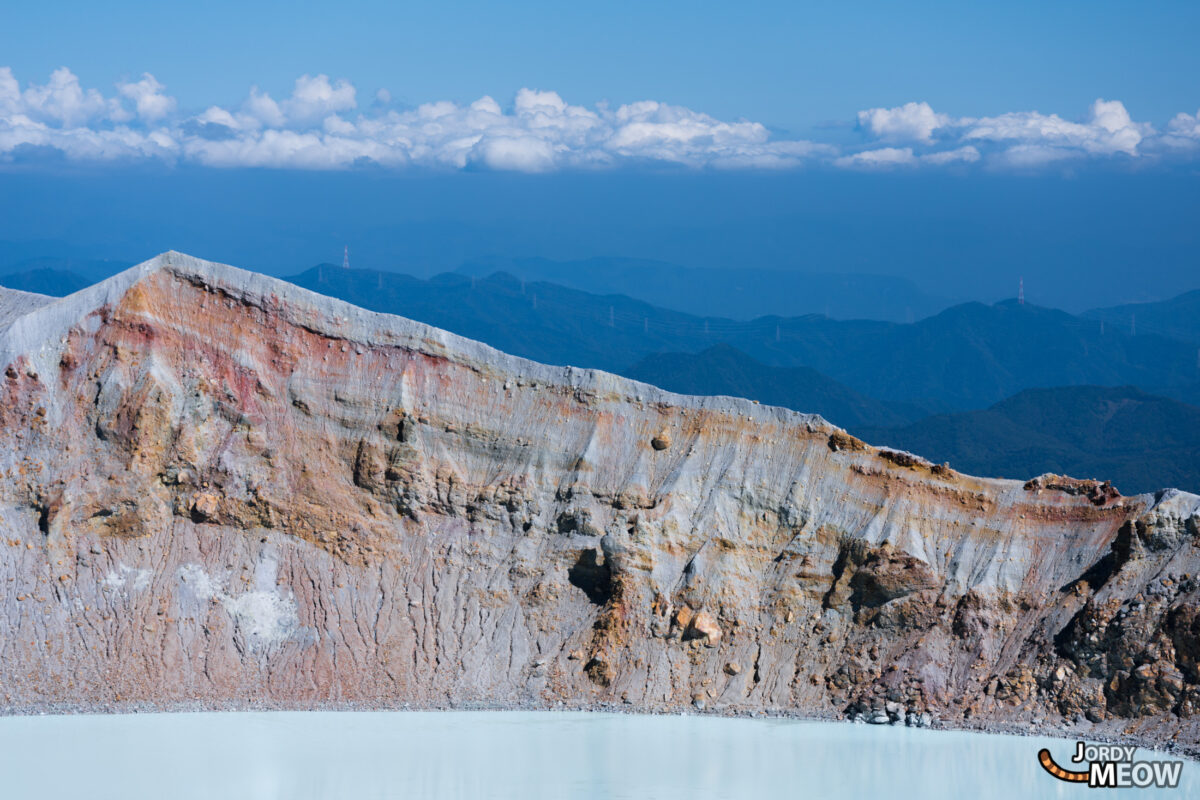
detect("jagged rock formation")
(0, 253), (1198, 752)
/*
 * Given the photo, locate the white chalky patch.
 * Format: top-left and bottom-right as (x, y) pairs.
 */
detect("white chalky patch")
(177, 563), (219, 598)
(176, 556), (298, 649)
(221, 591), (298, 644)
(101, 563), (152, 593)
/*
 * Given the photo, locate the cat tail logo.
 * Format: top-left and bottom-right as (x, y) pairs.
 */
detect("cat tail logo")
(1038, 742), (1184, 789)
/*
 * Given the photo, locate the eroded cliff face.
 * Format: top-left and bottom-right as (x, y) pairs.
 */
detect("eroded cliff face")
(0, 253), (1198, 750)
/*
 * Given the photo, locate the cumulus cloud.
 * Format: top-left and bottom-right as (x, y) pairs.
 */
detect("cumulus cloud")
(1162, 109), (1200, 149)
(281, 74), (356, 123)
(117, 73), (176, 121)
(852, 98), (1168, 167)
(0, 67), (1196, 172)
(962, 99), (1149, 157)
(469, 136), (558, 172)
(173, 79), (828, 171)
(0, 68), (20, 115)
(18, 67), (117, 126)
(0, 67), (829, 171)
(243, 86), (286, 128)
(857, 101), (948, 143)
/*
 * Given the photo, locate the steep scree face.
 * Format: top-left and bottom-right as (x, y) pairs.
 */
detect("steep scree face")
(0, 253), (1198, 751)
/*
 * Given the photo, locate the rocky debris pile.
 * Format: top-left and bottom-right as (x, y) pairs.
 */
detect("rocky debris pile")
(1025, 474), (1121, 506)
(847, 699), (932, 728)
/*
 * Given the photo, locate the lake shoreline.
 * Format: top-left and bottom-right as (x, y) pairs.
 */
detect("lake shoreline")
(3, 696), (1195, 761)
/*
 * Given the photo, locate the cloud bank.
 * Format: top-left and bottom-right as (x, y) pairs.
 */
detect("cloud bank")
(1, 67), (1197, 172)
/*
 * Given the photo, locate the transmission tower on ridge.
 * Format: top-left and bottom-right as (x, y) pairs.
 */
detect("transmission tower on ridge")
(1018, 277), (1024, 305)
(343, 246), (350, 270)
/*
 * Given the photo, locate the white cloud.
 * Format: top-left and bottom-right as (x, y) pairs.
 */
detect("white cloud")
(470, 95), (502, 115)
(853, 98), (1165, 167)
(117, 73), (176, 121)
(0, 67), (831, 171)
(963, 99), (1149, 157)
(857, 101), (948, 143)
(0, 68), (20, 115)
(0, 68), (176, 163)
(195, 105), (239, 128)
(469, 136), (558, 172)
(0, 114), (176, 162)
(1163, 109), (1200, 148)
(19, 67), (116, 126)
(183, 129), (389, 169)
(0, 67), (1197, 173)
(1167, 110), (1200, 136)
(282, 74), (357, 123)
(514, 87), (569, 116)
(836, 144), (979, 169)
(835, 146), (916, 168)
(990, 144), (1082, 168)
(243, 86), (285, 128)
(920, 145), (980, 165)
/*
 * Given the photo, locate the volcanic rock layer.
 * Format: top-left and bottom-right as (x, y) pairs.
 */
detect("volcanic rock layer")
(0, 253), (1198, 751)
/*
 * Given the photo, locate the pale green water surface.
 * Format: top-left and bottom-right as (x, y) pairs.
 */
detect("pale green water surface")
(0, 711), (1191, 799)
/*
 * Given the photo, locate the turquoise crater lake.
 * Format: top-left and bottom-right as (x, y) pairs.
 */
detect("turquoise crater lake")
(0, 711), (1191, 799)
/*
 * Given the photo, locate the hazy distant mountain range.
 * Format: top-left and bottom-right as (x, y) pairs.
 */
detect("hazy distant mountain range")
(0, 267), (92, 296)
(1156, 382), (1200, 405)
(5, 258), (1199, 492)
(285, 265), (1200, 493)
(628, 347), (1200, 494)
(456, 256), (952, 322)
(856, 385), (1200, 495)
(0, 257), (133, 287)
(289, 265), (1198, 413)
(625, 344), (924, 428)
(1084, 289), (1200, 346)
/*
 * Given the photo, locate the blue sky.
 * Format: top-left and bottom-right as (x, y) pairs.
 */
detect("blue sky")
(0, 2), (1197, 310)
(4, 0), (1200, 135)
(2, 0), (1199, 170)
